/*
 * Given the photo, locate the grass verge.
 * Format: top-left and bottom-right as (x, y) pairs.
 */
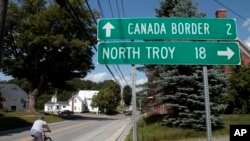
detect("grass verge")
(125, 114), (250, 141)
(0, 111), (63, 131)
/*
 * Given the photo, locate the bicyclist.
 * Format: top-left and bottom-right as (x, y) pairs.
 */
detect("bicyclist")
(30, 115), (51, 141)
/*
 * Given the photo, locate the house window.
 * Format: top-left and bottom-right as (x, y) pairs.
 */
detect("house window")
(11, 106), (16, 111)
(74, 99), (77, 103)
(63, 106), (66, 108)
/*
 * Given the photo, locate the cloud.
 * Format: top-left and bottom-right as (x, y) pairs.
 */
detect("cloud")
(242, 18), (250, 31)
(136, 78), (147, 85)
(84, 72), (109, 82)
(245, 37), (250, 47)
(112, 75), (133, 89)
(84, 71), (148, 92)
(0, 73), (13, 81)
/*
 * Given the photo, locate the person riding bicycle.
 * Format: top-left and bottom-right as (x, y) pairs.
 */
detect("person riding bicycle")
(30, 115), (51, 141)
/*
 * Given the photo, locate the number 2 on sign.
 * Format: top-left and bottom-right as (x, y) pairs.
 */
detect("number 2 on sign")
(226, 23), (232, 35)
(195, 47), (206, 59)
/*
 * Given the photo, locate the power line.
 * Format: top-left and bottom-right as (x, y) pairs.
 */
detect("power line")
(115, 0), (121, 18)
(108, 0), (114, 18)
(84, 0), (124, 86)
(214, 0), (250, 24)
(87, 0), (129, 86)
(117, 65), (128, 85)
(120, 0), (126, 17)
(110, 0), (128, 85)
(97, 0), (105, 18)
(56, 0), (121, 85)
(112, 65), (126, 86)
(85, 0), (97, 24)
(114, 0), (130, 84)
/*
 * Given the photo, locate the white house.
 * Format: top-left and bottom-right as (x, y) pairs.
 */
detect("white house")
(0, 84), (28, 111)
(44, 95), (70, 114)
(44, 90), (99, 113)
(69, 90), (99, 113)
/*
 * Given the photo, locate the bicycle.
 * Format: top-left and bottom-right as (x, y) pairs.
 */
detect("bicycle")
(31, 131), (52, 141)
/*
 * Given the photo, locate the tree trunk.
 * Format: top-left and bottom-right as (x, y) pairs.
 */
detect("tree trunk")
(27, 89), (38, 113)
(0, 0), (8, 65)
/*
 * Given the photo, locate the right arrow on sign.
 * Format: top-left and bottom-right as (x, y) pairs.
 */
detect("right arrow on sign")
(102, 22), (115, 37)
(217, 47), (235, 60)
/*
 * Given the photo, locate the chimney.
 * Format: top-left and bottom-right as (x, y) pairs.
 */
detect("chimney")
(215, 9), (227, 18)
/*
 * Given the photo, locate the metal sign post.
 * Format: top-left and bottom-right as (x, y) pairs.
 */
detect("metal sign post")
(131, 64), (137, 141)
(203, 66), (212, 141)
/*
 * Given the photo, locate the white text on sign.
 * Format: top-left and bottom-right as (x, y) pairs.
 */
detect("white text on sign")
(127, 22), (210, 35)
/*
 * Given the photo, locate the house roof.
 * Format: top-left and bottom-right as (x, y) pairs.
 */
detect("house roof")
(78, 90), (99, 100)
(238, 38), (250, 58)
(69, 90), (99, 102)
(0, 84), (28, 98)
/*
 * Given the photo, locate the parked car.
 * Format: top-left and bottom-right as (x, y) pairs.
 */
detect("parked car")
(58, 110), (73, 116)
(124, 110), (132, 116)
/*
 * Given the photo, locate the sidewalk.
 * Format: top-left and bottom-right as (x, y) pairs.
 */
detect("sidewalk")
(106, 118), (132, 141)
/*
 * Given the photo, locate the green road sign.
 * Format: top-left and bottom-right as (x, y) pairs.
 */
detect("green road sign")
(97, 18), (237, 40)
(97, 41), (240, 65)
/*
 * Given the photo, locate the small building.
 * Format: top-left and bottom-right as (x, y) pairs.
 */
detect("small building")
(0, 84), (28, 111)
(69, 90), (99, 113)
(44, 95), (70, 114)
(44, 90), (99, 113)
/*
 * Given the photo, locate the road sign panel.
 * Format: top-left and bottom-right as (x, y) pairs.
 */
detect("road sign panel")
(97, 41), (240, 65)
(97, 18), (237, 40)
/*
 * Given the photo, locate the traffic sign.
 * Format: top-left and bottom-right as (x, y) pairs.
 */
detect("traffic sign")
(97, 41), (240, 65)
(97, 18), (237, 40)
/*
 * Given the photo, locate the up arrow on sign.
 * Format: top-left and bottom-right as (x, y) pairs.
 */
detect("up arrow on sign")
(217, 47), (235, 60)
(102, 22), (115, 37)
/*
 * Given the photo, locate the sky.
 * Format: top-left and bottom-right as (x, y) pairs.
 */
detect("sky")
(84, 0), (250, 88)
(1, 0), (250, 89)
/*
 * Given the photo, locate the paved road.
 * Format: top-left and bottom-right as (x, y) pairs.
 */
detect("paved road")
(1, 113), (228, 141)
(0, 113), (132, 141)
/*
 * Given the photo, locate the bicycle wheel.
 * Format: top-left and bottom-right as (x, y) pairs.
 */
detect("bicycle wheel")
(44, 137), (52, 141)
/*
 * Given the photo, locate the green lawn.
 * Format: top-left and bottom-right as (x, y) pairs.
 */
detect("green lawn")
(125, 114), (250, 141)
(0, 111), (63, 131)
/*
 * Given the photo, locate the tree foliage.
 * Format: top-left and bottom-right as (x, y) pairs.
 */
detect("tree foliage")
(91, 80), (121, 114)
(227, 65), (250, 114)
(156, 0), (205, 17)
(123, 85), (132, 106)
(155, 65), (227, 130)
(3, 0), (97, 112)
(141, 0), (228, 130)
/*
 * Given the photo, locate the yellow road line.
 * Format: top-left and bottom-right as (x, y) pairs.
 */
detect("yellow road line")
(19, 120), (96, 141)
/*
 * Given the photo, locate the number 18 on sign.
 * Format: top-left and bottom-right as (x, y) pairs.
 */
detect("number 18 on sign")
(98, 41), (240, 65)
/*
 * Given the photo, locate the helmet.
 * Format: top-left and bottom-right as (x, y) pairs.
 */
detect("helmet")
(39, 115), (44, 120)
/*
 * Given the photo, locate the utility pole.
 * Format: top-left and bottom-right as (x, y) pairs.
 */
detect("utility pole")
(0, 0), (8, 67)
(131, 64), (137, 141)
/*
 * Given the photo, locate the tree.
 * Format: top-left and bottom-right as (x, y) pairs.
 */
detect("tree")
(91, 80), (121, 114)
(123, 85), (132, 106)
(156, 65), (227, 130)
(155, 0), (205, 17)
(66, 78), (99, 90)
(143, 0), (228, 130)
(3, 0), (97, 112)
(0, 0), (8, 64)
(227, 65), (250, 114)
